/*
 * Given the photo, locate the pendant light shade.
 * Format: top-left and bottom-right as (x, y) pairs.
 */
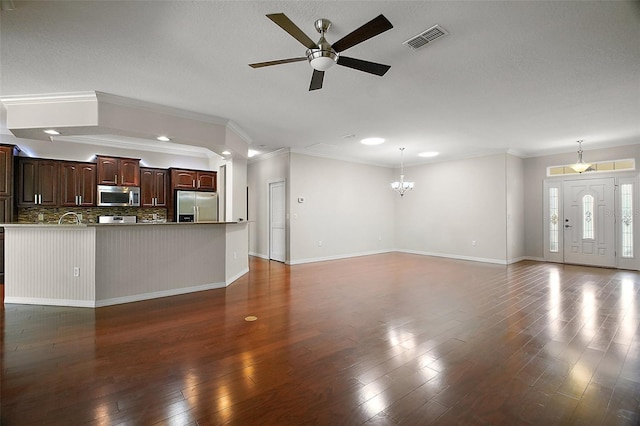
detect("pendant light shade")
(570, 140), (592, 173)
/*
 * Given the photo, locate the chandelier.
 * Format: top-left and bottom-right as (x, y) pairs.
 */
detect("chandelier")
(570, 140), (592, 173)
(391, 148), (414, 196)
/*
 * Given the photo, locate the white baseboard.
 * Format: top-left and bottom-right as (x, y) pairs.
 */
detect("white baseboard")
(395, 249), (509, 265)
(95, 281), (227, 307)
(3, 297), (95, 308)
(288, 249), (394, 265)
(226, 268), (249, 285)
(249, 252), (269, 260)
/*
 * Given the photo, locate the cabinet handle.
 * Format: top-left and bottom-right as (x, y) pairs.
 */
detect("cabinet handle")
(192, 179), (196, 188)
(38, 194), (42, 205)
(153, 197), (156, 206)
(79, 195), (83, 205)
(75, 195), (79, 205)
(115, 175), (118, 185)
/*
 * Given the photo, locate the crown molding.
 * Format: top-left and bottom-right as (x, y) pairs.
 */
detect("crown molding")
(226, 120), (253, 145)
(0, 91), (98, 105)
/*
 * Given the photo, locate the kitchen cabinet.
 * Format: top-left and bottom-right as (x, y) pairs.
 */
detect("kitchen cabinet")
(140, 167), (168, 207)
(60, 162), (97, 206)
(17, 157), (59, 207)
(97, 156), (140, 186)
(170, 169), (217, 191)
(0, 145), (16, 196)
(0, 144), (18, 283)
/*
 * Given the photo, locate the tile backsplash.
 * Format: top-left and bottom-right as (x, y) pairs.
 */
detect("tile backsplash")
(18, 207), (167, 224)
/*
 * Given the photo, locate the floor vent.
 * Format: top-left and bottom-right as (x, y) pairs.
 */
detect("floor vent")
(403, 25), (448, 50)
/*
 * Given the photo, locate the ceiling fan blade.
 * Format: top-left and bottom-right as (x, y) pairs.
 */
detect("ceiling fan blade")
(267, 13), (318, 50)
(249, 57), (307, 68)
(337, 56), (391, 76)
(309, 70), (324, 91)
(331, 14), (393, 53)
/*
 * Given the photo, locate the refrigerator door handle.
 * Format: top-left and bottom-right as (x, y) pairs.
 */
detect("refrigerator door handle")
(194, 206), (198, 222)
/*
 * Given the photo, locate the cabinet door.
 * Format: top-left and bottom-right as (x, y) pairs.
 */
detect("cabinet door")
(59, 162), (79, 206)
(140, 168), (156, 207)
(171, 169), (197, 189)
(120, 158), (140, 186)
(0, 232), (4, 283)
(0, 196), (11, 224)
(38, 160), (58, 206)
(17, 158), (38, 207)
(0, 146), (13, 196)
(97, 156), (119, 185)
(197, 172), (216, 191)
(78, 163), (96, 206)
(154, 169), (168, 207)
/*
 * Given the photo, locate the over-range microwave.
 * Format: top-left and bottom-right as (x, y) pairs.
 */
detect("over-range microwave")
(97, 185), (140, 207)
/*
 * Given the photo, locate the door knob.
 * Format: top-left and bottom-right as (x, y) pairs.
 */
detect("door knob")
(565, 224), (572, 228)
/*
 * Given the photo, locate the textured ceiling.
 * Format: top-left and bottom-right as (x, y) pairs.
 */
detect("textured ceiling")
(1, 0), (639, 167)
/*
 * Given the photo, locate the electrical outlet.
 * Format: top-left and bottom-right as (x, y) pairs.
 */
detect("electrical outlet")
(233, 251), (237, 259)
(37, 213), (44, 222)
(378, 235), (382, 241)
(152, 213), (158, 220)
(73, 267), (80, 277)
(472, 240), (477, 246)
(77, 213), (83, 222)
(318, 241), (322, 247)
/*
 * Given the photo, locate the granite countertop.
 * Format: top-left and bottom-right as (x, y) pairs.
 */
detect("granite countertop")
(2, 221), (243, 228)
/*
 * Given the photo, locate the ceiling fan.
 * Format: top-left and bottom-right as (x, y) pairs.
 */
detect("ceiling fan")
(249, 13), (393, 91)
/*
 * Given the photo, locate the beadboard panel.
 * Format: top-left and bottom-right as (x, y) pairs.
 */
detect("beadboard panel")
(94, 224), (226, 301)
(225, 222), (249, 284)
(5, 227), (96, 302)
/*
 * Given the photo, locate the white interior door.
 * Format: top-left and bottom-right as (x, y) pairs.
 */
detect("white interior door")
(563, 178), (615, 267)
(269, 181), (286, 262)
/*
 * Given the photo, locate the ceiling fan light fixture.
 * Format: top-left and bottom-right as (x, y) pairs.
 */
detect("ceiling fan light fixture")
(306, 48), (338, 71)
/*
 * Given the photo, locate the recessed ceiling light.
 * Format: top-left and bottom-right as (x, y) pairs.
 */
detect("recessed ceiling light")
(222, 151), (231, 155)
(418, 151), (439, 158)
(44, 129), (60, 135)
(361, 137), (385, 145)
(157, 136), (171, 142)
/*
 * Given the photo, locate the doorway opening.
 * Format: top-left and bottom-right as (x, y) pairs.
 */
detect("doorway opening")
(269, 181), (286, 263)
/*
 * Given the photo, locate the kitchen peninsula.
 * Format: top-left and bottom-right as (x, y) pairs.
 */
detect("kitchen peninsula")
(3, 221), (248, 307)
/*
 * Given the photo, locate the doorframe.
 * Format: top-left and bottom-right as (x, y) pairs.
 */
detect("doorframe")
(543, 172), (640, 269)
(268, 179), (286, 263)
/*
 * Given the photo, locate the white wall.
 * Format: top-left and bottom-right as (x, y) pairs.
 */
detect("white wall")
(395, 154), (508, 263)
(288, 153), (395, 264)
(506, 154), (525, 262)
(247, 150), (289, 259)
(523, 143), (640, 259)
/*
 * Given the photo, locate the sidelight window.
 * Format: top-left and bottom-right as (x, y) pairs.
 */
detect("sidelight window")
(583, 194), (594, 239)
(621, 183), (633, 258)
(549, 188), (559, 252)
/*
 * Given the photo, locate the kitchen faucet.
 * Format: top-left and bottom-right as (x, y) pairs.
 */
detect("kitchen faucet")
(58, 211), (81, 225)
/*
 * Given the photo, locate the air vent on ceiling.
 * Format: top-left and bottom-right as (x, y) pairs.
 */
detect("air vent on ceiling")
(403, 25), (448, 50)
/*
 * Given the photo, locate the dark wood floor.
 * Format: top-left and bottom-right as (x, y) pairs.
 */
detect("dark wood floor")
(2, 253), (640, 425)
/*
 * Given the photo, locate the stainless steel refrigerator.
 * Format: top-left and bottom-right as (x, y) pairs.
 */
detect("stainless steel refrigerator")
(176, 191), (218, 222)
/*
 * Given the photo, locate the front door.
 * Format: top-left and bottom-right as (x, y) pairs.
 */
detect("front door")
(562, 178), (615, 267)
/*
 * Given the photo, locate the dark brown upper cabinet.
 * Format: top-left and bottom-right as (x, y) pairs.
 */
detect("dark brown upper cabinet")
(140, 167), (168, 207)
(16, 157), (59, 207)
(60, 162), (97, 207)
(97, 156), (140, 186)
(170, 169), (216, 191)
